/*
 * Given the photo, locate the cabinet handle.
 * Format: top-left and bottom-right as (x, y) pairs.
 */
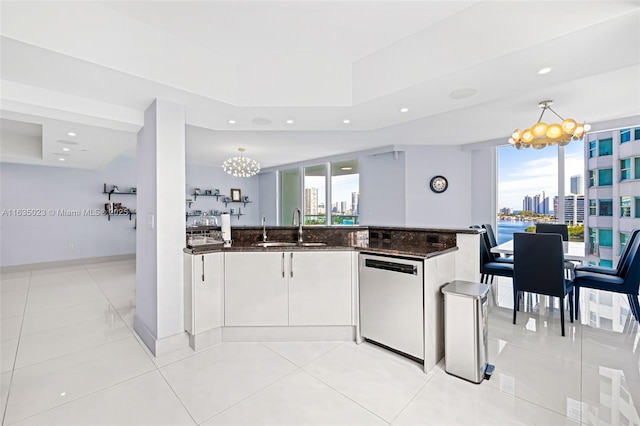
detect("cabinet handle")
(201, 255), (205, 282)
(281, 252), (285, 278)
(290, 252), (294, 278)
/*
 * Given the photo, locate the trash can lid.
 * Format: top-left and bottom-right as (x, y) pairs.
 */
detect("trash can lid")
(441, 280), (490, 299)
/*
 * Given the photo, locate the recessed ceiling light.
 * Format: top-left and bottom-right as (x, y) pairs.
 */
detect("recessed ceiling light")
(343, 119), (351, 124)
(58, 158), (66, 161)
(251, 117), (272, 125)
(81, 149), (90, 152)
(537, 67), (552, 75)
(62, 147), (70, 152)
(67, 132), (76, 137)
(228, 120), (236, 124)
(400, 108), (409, 113)
(449, 88), (478, 100)
(286, 119), (294, 124)
(340, 166), (353, 171)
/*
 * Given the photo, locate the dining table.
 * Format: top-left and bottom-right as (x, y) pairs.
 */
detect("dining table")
(491, 240), (587, 263)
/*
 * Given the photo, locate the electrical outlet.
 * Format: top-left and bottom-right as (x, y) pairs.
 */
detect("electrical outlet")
(67, 242), (74, 250)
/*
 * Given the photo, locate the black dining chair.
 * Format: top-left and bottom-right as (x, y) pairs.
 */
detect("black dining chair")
(479, 228), (514, 284)
(535, 223), (569, 241)
(482, 223), (514, 264)
(574, 229), (639, 276)
(574, 229), (640, 322)
(512, 232), (574, 336)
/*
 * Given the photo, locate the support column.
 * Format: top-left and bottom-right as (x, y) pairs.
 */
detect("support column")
(558, 144), (566, 223)
(134, 99), (187, 355)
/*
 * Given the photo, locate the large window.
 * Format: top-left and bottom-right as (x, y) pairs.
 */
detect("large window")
(636, 197), (640, 218)
(304, 165), (327, 225)
(599, 199), (613, 216)
(620, 158), (631, 180)
(589, 199), (596, 215)
(621, 196), (631, 217)
(589, 140), (596, 158)
(621, 129), (631, 143)
(280, 160), (359, 226)
(635, 157), (640, 179)
(330, 161), (359, 225)
(599, 138), (613, 156)
(588, 170), (595, 187)
(598, 168), (613, 186)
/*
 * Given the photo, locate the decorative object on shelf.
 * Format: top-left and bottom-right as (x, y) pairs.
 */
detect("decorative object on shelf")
(222, 147), (260, 177)
(230, 208), (236, 215)
(509, 100), (591, 150)
(111, 185), (119, 193)
(194, 188), (201, 195)
(214, 189), (220, 195)
(243, 196), (250, 202)
(204, 189), (212, 195)
(429, 175), (448, 194)
(231, 188), (242, 202)
(130, 187), (136, 193)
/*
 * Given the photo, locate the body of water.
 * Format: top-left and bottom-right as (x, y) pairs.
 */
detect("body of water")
(497, 219), (537, 244)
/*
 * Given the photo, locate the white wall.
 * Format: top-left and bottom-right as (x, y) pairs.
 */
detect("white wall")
(186, 163), (261, 227)
(0, 156), (137, 267)
(258, 171), (277, 225)
(404, 145), (473, 228)
(359, 151), (406, 226)
(470, 146), (497, 226)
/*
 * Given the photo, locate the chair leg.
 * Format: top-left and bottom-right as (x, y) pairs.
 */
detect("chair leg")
(628, 294), (640, 322)
(569, 291), (574, 324)
(490, 275), (495, 284)
(574, 287), (580, 320)
(513, 290), (518, 325)
(560, 297), (565, 336)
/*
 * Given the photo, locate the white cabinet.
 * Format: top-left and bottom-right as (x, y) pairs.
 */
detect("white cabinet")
(184, 252), (223, 335)
(224, 250), (353, 327)
(289, 251), (352, 326)
(224, 251), (289, 326)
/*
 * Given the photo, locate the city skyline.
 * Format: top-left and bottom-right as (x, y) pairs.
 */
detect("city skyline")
(498, 139), (584, 210)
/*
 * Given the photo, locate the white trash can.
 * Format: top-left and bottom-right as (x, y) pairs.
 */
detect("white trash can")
(441, 280), (493, 384)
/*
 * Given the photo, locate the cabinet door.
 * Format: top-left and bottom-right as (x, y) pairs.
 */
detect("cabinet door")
(189, 253), (223, 334)
(225, 252), (288, 326)
(288, 251), (352, 326)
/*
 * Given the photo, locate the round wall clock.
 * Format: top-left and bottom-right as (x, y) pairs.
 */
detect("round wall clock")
(429, 175), (448, 193)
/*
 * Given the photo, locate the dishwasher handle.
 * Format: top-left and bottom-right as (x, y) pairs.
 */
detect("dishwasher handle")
(364, 258), (417, 275)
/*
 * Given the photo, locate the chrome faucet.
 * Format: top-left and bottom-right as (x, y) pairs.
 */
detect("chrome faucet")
(261, 216), (267, 242)
(292, 208), (303, 243)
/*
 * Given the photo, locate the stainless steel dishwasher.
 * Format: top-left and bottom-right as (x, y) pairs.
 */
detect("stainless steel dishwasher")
(359, 253), (424, 360)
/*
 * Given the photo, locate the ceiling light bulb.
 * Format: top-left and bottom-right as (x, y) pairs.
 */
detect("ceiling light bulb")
(537, 67), (551, 75)
(400, 108), (409, 113)
(286, 120), (294, 124)
(343, 119), (351, 124)
(532, 122), (548, 137)
(67, 132), (76, 137)
(58, 158), (65, 161)
(228, 120), (236, 124)
(340, 166), (353, 171)
(62, 147), (70, 152)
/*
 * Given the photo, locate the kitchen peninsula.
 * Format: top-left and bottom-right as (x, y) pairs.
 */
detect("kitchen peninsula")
(183, 225), (482, 373)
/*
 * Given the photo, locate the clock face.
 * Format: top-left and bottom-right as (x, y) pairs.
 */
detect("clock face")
(430, 175), (448, 193)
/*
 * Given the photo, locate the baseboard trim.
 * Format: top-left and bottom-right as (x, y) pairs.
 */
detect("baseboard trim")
(0, 253), (136, 273)
(222, 325), (355, 342)
(134, 315), (189, 356)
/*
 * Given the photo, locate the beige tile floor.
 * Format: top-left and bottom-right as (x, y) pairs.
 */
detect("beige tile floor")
(1, 261), (639, 425)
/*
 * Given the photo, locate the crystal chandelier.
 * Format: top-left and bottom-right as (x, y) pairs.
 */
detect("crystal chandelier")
(509, 100), (591, 150)
(222, 147), (260, 177)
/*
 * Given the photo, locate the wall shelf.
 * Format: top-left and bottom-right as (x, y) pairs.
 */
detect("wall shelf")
(192, 193), (225, 201)
(103, 183), (136, 201)
(186, 187), (251, 221)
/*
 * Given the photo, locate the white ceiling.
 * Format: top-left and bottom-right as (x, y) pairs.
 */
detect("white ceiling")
(1, 0), (639, 170)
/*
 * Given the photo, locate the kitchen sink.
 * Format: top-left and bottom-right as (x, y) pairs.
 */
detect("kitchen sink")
(251, 241), (297, 247)
(297, 242), (327, 247)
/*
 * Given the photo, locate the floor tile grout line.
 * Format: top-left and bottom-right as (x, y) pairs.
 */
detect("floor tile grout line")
(300, 366), (392, 425)
(155, 369), (199, 425)
(194, 365), (304, 425)
(257, 340), (347, 368)
(1, 270), (32, 426)
(388, 373), (436, 424)
(2, 368), (159, 426)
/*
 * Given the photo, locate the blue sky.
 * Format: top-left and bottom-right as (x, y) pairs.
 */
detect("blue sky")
(498, 139), (585, 211)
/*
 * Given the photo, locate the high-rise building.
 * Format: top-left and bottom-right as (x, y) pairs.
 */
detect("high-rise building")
(570, 174), (584, 195)
(564, 195), (584, 224)
(584, 127), (640, 267)
(304, 187), (318, 216)
(340, 201), (347, 214)
(523, 195), (533, 212)
(500, 207), (513, 215)
(351, 192), (359, 216)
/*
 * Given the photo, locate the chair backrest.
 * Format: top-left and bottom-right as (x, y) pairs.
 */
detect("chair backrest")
(482, 224), (499, 249)
(513, 232), (566, 297)
(535, 223), (569, 241)
(617, 229), (640, 275)
(620, 230), (640, 293)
